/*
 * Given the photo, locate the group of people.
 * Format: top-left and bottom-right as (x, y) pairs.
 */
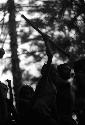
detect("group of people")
(0, 53), (85, 125)
(17, 52), (85, 125)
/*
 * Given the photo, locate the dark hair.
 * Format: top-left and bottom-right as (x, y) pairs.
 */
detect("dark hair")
(19, 84), (34, 100)
(57, 63), (71, 80)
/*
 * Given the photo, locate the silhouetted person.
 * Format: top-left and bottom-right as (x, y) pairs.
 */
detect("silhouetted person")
(73, 58), (85, 125)
(31, 45), (58, 125)
(32, 70), (57, 125)
(17, 84), (34, 125)
(55, 63), (75, 125)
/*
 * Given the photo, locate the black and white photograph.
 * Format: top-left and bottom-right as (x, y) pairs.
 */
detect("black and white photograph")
(0, 0), (85, 125)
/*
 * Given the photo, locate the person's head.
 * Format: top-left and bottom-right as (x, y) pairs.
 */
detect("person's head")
(41, 63), (57, 85)
(57, 63), (71, 80)
(19, 84), (34, 100)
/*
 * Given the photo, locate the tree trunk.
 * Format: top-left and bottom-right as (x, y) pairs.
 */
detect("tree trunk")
(8, 0), (22, 106)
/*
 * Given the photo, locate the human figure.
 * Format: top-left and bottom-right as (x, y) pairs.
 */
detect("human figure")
(31, 44), (58, 125)
(17, 84), (34, 125)
(55, 63), (75, 125)
(73, 58), (85, 125)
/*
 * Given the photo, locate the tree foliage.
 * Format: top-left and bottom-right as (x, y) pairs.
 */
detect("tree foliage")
(56, 0), (85, 58)
(27, 0), (85, 60)
(1, 0), (85, 86)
